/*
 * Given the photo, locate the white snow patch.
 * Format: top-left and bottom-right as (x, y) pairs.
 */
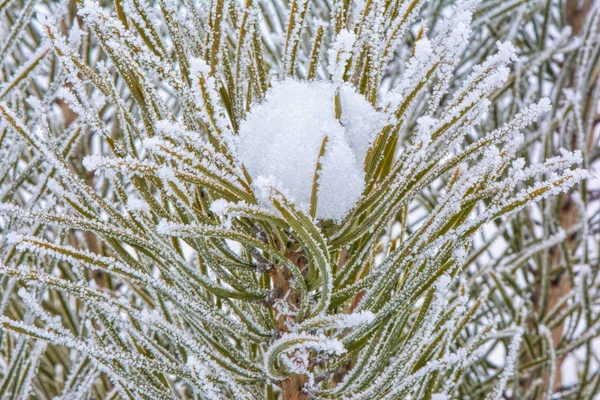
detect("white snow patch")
(81, 154), (103, 171)
(209, 199), (230, 216)
(5, 232), (23, 244)
(236, 79), (386, 221)
(157, 166), (176, 180)
(126, 196), (149, 212)
(328, 29), (356, 82)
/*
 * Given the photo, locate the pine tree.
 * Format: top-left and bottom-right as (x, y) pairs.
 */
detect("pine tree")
(0, 0), (598, 398)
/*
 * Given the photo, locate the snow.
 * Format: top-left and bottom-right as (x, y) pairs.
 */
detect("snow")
(328, 29), (356, 82)
(1, 0), (599, 397)
(81, 154), (103, 171)
(264, 332), (347, 380)
(5, 231), (23, 244)
(235, 79), (386, 221)
(209, 199), (231, 216)
(126, 196), (149, 212)
(489, 329), (523, 400)
(157, 165), (176, 180)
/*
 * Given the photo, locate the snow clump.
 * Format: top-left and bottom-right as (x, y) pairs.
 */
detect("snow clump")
(235, 79), (386, 222)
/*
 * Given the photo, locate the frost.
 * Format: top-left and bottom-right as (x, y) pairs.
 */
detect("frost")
(236, 79), (385, 221)
(1, 0), (598, 398)
(489, 329), (523, 400)
(81, 154), (103, 172)
(328, 29), (356, 82)
(5, 231), (23, 244)
(209, 199), (231, 216)
(329, 311), (375, 329)
(264, 332), (347, 380)
(67, 18), (86, 49)
(126, 196), (149, 212)
(157, 166), (176, 181)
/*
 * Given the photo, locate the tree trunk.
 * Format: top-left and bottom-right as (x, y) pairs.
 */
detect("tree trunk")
(541, 194), (579, 396)
(531, 3), (592, 397)
(269, 250), (310, 399)
(281, 374), (310, 400)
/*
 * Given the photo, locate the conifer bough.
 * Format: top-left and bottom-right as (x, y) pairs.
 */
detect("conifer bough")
(0, 0), (598, 399)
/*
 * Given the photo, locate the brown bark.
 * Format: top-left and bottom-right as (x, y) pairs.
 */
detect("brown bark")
(543, 194), (579, 396)
(281, 374), (310, 400)
(565, 0), (592, 36)
(524, 194), (579, 399)
(531, 4), (591, 396)
(269, 250), (310, 400)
